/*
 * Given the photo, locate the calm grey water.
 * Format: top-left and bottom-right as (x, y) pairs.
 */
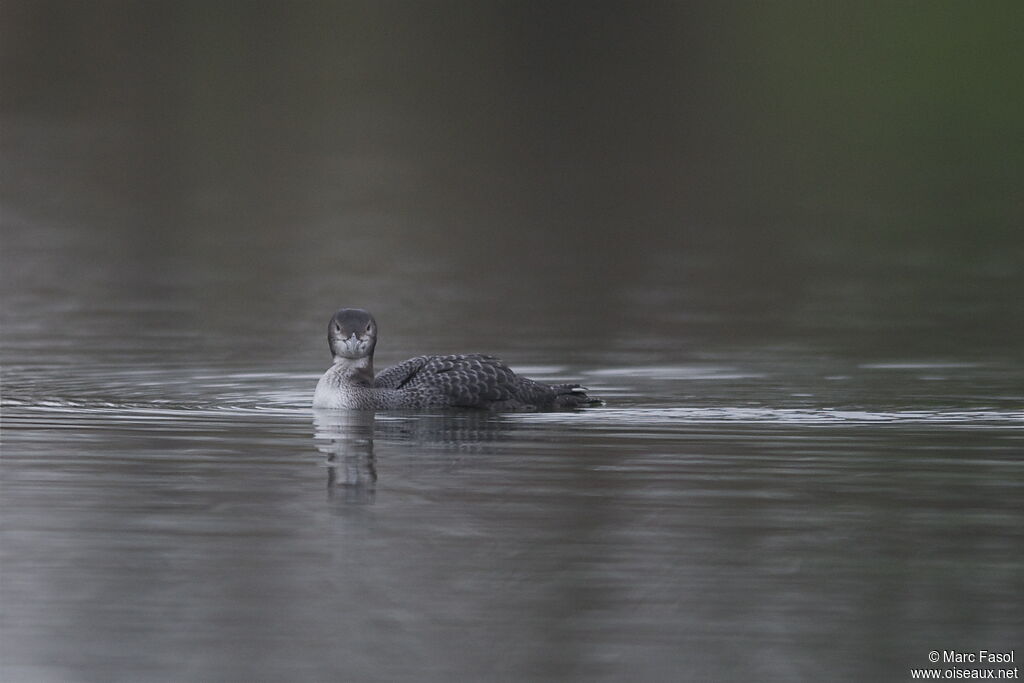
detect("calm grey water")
(3, 3), (1024, 682)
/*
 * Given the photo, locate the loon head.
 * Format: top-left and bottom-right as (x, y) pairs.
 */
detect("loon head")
(328, 308), (377, 361)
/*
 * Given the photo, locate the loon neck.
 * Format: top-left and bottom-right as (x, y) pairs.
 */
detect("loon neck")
(332, 355), (375, 387)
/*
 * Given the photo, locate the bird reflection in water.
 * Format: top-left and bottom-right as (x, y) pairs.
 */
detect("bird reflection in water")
(313, 409), (378, 504)
(312, 409), (517, 504)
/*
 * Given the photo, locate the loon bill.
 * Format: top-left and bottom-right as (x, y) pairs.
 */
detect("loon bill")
(312, 308), (601, 411)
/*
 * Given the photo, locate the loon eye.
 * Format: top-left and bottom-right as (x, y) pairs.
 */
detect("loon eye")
(332, 323), (340, 333)
(365, 323), (372, 333)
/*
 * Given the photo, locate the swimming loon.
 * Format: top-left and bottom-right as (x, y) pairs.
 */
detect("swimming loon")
(312, 308), (601, 411)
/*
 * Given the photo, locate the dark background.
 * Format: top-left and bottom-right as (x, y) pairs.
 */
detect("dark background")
(3, 1), (1022, 368)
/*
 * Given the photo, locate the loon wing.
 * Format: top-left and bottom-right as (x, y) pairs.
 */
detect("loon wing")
(376, 354), (518, 407)
(417, 354), (518, 406)
(376, 353), (599, 410)
(374, 355), (432, 389)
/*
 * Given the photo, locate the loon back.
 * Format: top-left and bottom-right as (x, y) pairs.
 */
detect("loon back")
(374, 354), (596, 411)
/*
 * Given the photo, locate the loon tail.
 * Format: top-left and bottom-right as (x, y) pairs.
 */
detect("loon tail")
(553, 384), (603, 409)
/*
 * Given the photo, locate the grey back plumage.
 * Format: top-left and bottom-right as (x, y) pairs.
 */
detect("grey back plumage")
(374, 354), (594, 411)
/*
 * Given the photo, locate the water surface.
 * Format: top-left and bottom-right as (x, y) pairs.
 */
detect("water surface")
(3, 354), (1021, 682)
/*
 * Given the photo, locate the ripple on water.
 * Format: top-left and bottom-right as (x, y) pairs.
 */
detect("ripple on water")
(585, 365), (766, 380)
(510, 406), (1024, 427)
(859, 362), (987, 369)
(2, 362), (1021, 431)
